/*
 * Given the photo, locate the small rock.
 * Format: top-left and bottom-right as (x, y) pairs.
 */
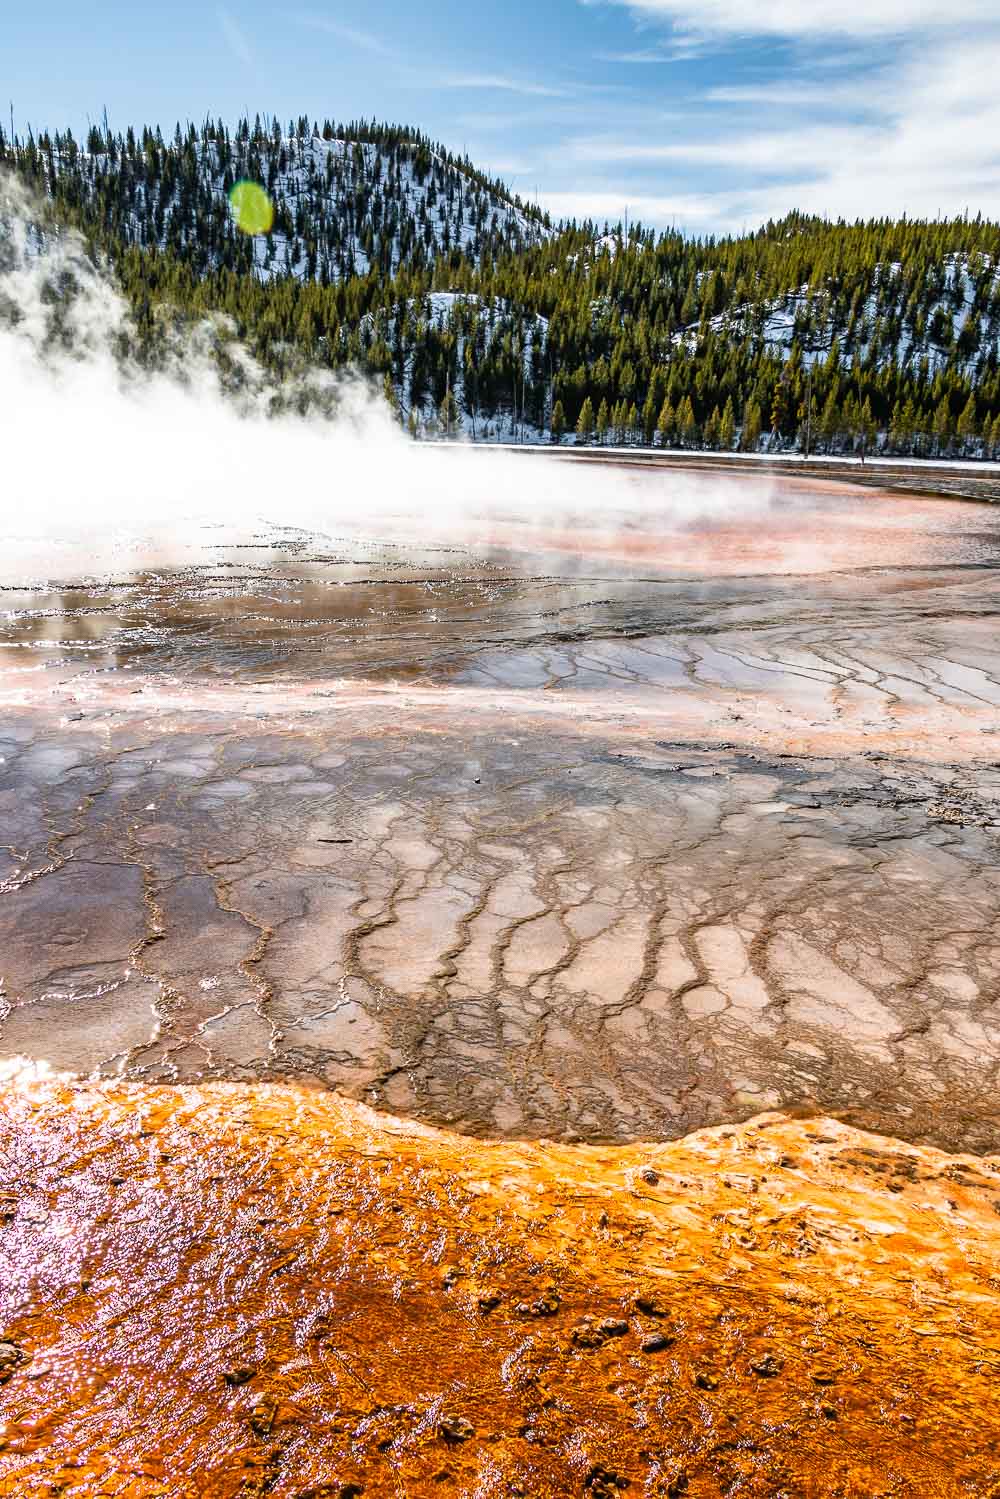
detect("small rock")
(572, 1319), (606, 1348)
(0, 1343), (25, 1382)
(249, 1396), (278, 1435)
(585, 1463), (629, 1496)
(639, 1167), (660, 1186)
(693, 1370), (718, 1391)
(640, 1333), (672, 1354)
(223, 1366), (257, 1388)
(439, 1413), (475, 1443)
(810, 1367), (838, 1385)
(749, 1353), (783, 1377)
(517, 1292), (560, 1318)
(477, 1290), (502, 1313)
(598, 1318), (629, 1339)
(634, 1293), (666, 1318)
(820, 1402), (838, 1421)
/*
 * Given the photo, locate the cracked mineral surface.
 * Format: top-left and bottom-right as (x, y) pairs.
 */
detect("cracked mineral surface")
(4, 465), (1000, 1495)
(2, 471), (1000, 1150)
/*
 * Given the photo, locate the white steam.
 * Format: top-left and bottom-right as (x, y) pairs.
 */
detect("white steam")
(0, 173), (777, 587)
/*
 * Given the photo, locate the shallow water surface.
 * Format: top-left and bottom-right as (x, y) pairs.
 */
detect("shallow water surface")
(1, 471), (999, 1148)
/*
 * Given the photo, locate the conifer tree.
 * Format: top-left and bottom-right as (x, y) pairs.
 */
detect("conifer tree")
(933, 394), (953, 454)
(550, 399), (566, 444)
(741, 400), (762, 452)
(719, 396), (736, 451)
(956, 392), (978, 449)
(657, 398), (675, 448)
(596, 397), (610, 444)
(576, 396), (594, 445)
(642, 393), (657, 446)
(678, 395), (697, 447)
(439, 386), (460, 436)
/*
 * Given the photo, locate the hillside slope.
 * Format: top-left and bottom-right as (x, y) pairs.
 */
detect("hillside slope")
(6, 119), (1000, 458)
(5, 117), (552, 283)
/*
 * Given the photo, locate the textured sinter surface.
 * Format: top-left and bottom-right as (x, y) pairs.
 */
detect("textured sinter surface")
(2, 712), (1000, 1150)
(3, 1078), (1000, 1499)
(2, 477), (1000, 1149)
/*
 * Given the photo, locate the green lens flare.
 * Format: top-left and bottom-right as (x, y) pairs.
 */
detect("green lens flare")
(229, 180), (274, 236)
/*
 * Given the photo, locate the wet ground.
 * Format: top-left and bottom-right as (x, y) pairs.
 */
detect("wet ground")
(4, 462), (1000, 1495)
(2, 470), (1000, 1150)
(3, 1074), (1000, 1498)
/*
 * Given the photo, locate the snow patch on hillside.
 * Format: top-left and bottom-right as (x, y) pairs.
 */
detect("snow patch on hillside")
(680, 253), (1000, 378)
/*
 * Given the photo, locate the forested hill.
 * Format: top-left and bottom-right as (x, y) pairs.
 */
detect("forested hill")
(3, 116), (552, 282)
(6, 116), (1000, 459)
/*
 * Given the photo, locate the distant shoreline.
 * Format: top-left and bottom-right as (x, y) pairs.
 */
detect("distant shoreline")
(450, 442), (1000, 503)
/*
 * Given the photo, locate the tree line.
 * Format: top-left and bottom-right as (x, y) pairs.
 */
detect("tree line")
(5, 117), (1000, 457)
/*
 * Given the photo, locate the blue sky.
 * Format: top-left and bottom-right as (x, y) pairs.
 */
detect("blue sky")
(7, 0), (1000, 234)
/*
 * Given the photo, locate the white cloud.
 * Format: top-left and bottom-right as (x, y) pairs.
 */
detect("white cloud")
(294, 15), (392, 56)
(596, 42), (702, 62)
(607, 0), (997, 38)
(549, 24), (1000, 235)
(218, 8), (252, 66)
(436, 74), (571, 98)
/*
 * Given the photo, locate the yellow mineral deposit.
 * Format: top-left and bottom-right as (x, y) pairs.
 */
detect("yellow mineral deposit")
(2, 1073), (1000, 1497)
(2, 469), (1000, 1496)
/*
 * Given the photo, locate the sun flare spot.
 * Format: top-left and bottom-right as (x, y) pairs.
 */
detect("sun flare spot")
(228, 180), (273, 236)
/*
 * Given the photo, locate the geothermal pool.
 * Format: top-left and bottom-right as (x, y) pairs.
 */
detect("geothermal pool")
(2, 468), (999, 1149)
(3, 463), (1000, 1496)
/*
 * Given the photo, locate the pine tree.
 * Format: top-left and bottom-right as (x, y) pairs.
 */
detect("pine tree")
(860, 397), (877, 458)
(576, 396), (595, 445)
(657, 398), (675, 448)
(933, 394), (953, 454)
(741, 400), (762, 452)
(596, 397), (610, 444)
(439, 387), (460, 437)
(820, 391), (841, 451)
(956, 392), (978, 449)
(642, 393), (657, 446)
(719, 396), (736, 451)
(550, 399), (566, 444)
(678, 395), (697, 447)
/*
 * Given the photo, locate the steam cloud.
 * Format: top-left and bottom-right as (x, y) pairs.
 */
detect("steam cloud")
(0, 172), (777, 587)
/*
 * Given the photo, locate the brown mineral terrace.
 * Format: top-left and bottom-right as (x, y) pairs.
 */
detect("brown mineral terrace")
(2, 1074), (1000, 1498)
(1, 473), (999, 1150)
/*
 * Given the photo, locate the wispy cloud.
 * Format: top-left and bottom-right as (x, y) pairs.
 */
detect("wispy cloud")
(596, 45), (700, 63)
(436, 73), (572, 98)
(600, 0), (997, 38)
(559, 0), (1000, 236)
(218, 7), (253, 66)
(294, 14), (392, 57)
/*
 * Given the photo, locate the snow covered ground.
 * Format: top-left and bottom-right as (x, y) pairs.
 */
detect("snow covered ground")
(679, 254), (1000, 379)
